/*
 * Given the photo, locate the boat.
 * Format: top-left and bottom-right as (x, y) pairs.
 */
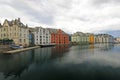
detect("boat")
(39, 43), (56, 48)
(9, 44), (23, 49)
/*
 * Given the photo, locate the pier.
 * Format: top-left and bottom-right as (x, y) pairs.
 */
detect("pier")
(3, 46), (40, 54)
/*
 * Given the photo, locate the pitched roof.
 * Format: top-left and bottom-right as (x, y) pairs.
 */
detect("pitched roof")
(95, 34), (113, 37)
(46, 28), (67, 34)
(3, 18), (28, 28)
(46, 28), (58, 33)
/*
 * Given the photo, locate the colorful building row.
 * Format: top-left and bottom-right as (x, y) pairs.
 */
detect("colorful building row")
(34, 27), (69, 45)
(71, 32), (94, 44)
(0, 18), (70, 46)
(71, 32), (114, 44)
(0, 18), (115, 47)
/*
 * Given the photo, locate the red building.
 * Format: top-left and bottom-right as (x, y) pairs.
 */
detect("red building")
(48, 29), (69, 45)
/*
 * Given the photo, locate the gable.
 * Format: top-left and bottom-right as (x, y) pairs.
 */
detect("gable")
(3, 20), (10, 27)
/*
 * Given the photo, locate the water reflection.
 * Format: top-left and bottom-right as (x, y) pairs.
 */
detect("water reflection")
(0, 44), (120, 80)
(95, 43), (114, 51)
(33, 47), (51, 64)
(0, 45), (70, 79)
(0, 51), (33, 79)
(51, 45), (70, 59)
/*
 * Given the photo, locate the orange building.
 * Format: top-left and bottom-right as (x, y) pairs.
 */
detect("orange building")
(48, 29), (69, 45)
(89, 34), (94, 44)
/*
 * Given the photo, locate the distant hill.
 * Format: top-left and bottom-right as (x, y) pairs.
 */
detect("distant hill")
(104, 30), (120, 37)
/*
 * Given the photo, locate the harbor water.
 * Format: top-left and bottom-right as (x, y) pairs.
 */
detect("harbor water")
(0, 43), (120, 80)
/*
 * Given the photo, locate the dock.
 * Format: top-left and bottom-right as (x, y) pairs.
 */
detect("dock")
(3, 46), (40, 54)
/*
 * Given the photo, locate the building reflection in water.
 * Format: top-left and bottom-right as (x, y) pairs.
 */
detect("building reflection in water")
(0, 44), (114, 80)
(95, 43), (114, 51)
(33, 47), (51, 64)
(51, 45), (70, 59)
(0, 45), (70, 79)
(0, 50), (34, 79)
(0, 48), (51, 79)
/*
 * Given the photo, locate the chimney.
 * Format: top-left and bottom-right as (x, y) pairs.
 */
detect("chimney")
(18, 18), (20, 22)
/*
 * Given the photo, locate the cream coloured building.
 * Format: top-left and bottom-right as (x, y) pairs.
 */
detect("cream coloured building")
(71, 32), (95, 44)
(72, 32), (89, 44)
(0, 18), (29, 47)
(94, 34), (114, 43)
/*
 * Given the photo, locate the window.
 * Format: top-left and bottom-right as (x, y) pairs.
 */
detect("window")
(20, 33), (22, 37)
(10, 33), (11, 37)
(24, 34), (26, 37)
(43, 30), (45, 34)
(40, 42), (42, 44)
(4, 34), (6, 37)
(40, 36), (42, 38)
(36, 31), (38, 34)
(19, 39), (22, 43)
(24, 39), (26, 43)
(43, 42), (45, 44)
(40, 39), (42, 41)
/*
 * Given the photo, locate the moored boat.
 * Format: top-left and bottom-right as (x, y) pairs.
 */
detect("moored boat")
(39, 43), (56, 47)
(9, 44), (23, 49)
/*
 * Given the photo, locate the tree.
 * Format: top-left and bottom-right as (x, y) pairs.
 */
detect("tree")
(1, 38), (14, 45)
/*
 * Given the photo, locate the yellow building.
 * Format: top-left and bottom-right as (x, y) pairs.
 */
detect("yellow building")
(89, 34), (94, 44)
(86, 33), (94, 44)
(0, 18), (29, 47)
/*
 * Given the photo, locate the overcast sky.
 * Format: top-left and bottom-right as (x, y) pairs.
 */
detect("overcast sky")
(0, 0), (120, 36)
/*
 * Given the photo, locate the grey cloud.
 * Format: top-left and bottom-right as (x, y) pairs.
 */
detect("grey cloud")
(91, 0), (120, 7)
(56, 0), (73, 9)
(1, 0), (120, 35)
(77, 17), (90, 22)
(0, 0), (54, 25)
(71, 16), (90, 22)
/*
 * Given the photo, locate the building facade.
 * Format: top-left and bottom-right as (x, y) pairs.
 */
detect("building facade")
(34, 27), (51, 45)
(71, 32), (94, 44)
(94, 34), (114, 43)
(48, 29), (69, 45)
(0, 18), (29, 47)
(89, 34), (94, 44)
(29, 28), (35, 46)
(114, 37), (120, 43)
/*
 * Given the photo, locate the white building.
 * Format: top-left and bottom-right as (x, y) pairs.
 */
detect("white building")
(95, 34), (114, 43)
(34, 27), (51, 45)
(114, 37), (120, 43)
